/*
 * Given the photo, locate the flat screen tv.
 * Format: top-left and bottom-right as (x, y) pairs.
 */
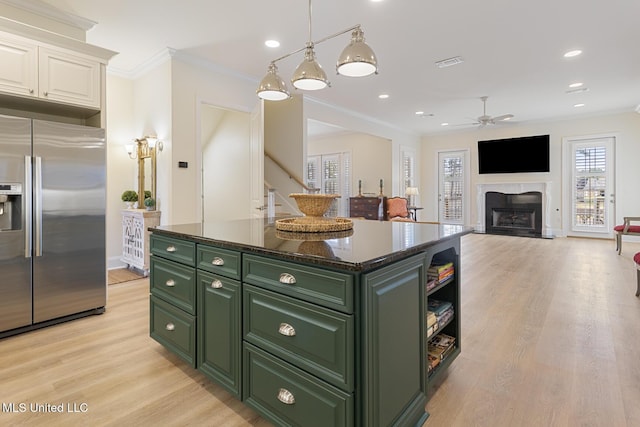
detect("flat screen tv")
(478, 134), (550, 174)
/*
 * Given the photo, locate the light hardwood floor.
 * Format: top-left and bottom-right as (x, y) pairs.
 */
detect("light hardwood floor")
(0, 234), (638, 427)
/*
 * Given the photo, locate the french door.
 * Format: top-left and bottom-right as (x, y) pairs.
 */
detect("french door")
(438, 150), (468, 225)
(563, 135), (615, 238)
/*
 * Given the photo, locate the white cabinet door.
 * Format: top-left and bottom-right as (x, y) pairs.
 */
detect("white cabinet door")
(38, 46), (101, 109)
(0, 35), (37, 97)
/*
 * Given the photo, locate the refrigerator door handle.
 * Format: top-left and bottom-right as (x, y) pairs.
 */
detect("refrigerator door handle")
(25, 156), (33, 258)
(35, 156), (42, 257)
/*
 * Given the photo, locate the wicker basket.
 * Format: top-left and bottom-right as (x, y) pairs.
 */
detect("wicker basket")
(289, 193), (340, 217)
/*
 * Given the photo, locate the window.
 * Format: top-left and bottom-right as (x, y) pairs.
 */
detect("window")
(307, 152), (351, 217)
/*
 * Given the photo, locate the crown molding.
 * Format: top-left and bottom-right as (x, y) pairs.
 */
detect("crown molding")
(0, 0), (96, 31)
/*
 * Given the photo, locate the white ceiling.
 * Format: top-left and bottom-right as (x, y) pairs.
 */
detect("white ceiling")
(36, 0), (640, 135)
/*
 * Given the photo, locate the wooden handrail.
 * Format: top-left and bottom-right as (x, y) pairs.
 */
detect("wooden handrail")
(264, 149), (318, 193)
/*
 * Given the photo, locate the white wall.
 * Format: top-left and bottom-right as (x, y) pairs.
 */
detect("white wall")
(308, 132), (392, 197)
(304, 99), (421, 198)
(105, 74), (135, 268)
(201, 106), (252, 221)
(421, 111), (640, 235)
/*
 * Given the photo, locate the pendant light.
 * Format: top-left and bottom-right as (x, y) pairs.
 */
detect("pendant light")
(291, 44), (329, 90)
(256, 0), (378, 101)
(256, 63), (290, 101)
(337, 27), (378, 77)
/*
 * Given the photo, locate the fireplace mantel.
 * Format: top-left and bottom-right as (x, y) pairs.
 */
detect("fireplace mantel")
(476, 182), (552, 238)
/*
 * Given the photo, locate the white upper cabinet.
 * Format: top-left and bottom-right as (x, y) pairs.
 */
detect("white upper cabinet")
(0, 35), (37, 97)
(0, 32), (103, 110)
(38, 46), (101, 108)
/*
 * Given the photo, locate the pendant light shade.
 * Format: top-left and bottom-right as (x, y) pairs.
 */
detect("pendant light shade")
(337, 27), (378, 77)
(291, 45), (329, 90)
(257, 63), (291, 101)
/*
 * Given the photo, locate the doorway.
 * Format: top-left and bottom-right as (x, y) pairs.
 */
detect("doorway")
(563, 135), (615, 238)
(437, 150), (469, 225)
(200, 103), (252, 223)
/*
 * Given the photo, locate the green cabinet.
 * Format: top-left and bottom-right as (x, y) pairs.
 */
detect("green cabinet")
(362, 253), (428, 427)
(149, 228), (465, 426)
(197, 270), (241, 397)
(149, 235), (197, 367)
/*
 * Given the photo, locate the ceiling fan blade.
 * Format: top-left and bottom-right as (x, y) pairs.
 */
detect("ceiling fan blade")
(450, 121), (480, 127)
(491, 114), (514, 122)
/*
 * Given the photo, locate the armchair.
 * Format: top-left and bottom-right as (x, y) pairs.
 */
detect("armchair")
(386, 197), (414, 222)
(613, 216), (640, 254)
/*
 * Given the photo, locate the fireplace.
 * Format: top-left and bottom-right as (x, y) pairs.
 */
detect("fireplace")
(485, 191), (542, 237)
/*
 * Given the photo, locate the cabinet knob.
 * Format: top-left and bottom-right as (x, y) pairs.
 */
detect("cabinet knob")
(278, 322), (296, 337)
(165, 279), (175, 287)
(29, 89), (34, 94)
(210, 279), (223, 289)
(277, 388), (295, 405)
(43, 91), (48, 97)
(211, 257), (224, 266)
(165, 323), (175, 331)
(166, 246), (176, 253)
(279, 273), (296, 284)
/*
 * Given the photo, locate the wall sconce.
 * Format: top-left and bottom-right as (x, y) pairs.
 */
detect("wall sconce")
(124, 136), (163, 206)
(125, 135), (163, 160)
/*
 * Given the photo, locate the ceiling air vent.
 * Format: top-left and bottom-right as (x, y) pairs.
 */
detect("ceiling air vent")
(435, 56), (464, 68)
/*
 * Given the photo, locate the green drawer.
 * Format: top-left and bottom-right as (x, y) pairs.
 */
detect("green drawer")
(244, 285), (354, 391)
(243, 254), (354, 313)
(150, 257), (196, 315)
(150, 296), (196, 367)
(150, 234), (196, 266)
(243, 343), (353, 427)
(197, 245), (241, 280)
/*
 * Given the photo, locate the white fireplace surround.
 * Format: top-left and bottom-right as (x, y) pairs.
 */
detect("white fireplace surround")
(476, 182), (552, 238)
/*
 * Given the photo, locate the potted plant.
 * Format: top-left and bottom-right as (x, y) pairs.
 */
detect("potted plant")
(143, 197), (156, 211)
(121, 190), (138, 209)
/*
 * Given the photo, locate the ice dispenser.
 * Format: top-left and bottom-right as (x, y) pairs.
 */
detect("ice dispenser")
(0, 183), (22, 231)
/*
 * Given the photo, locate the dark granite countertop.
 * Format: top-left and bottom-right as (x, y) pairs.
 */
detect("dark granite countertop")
(150, 218), (473, 272)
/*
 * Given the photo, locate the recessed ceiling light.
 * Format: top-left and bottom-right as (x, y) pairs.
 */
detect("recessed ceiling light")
(569, 82), (583, 88)
(435, 56), (464, 68)
(564, 50), (582, 58)
(415, 111), (424, 115)
(378, 94), (389, 99)
(265, 40), (280, 48)
(441, 123), (449, 126)
(566, 87), (589, 94)
(574, 103), (585, 107)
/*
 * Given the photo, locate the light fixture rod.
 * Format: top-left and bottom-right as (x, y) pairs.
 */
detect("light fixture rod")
(269, 24), (361, 65)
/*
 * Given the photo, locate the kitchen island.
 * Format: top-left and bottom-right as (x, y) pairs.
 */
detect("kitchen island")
(148, 218), (473, 427)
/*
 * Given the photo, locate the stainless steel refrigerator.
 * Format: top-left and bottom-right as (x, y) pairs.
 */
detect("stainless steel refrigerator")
(0, 114), (106, 337)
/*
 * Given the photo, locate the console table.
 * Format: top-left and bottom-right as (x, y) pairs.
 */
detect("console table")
(121, 209), (161, 276)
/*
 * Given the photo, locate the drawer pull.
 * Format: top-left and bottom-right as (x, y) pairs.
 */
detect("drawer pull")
(211, 279), (223, 289)
(279, 273), (296, 284)
(165, 323), (175, 331)
(166, 246), (177, 253)
(165, 279), (176, 287)
(277, 388), (295, 405)
(211, 257), (225, 266)
(278, 323), (296, 337)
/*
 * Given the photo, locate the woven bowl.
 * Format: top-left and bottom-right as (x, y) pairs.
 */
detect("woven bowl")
(289, 193), (341, 217)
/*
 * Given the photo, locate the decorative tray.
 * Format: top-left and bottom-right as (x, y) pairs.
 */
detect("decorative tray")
(275, 217), (353, 233)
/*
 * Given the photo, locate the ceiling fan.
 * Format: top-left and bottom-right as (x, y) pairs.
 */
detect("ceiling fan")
(456, 96), (514, 127)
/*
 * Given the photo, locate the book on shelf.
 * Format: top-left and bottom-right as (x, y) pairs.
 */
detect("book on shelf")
(437, 307), (454, 328)
(428, 333), (456, 362)
(427, 353), (440, 373)
(427, 299), (452, 317)
(427, 311), (437, 328)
